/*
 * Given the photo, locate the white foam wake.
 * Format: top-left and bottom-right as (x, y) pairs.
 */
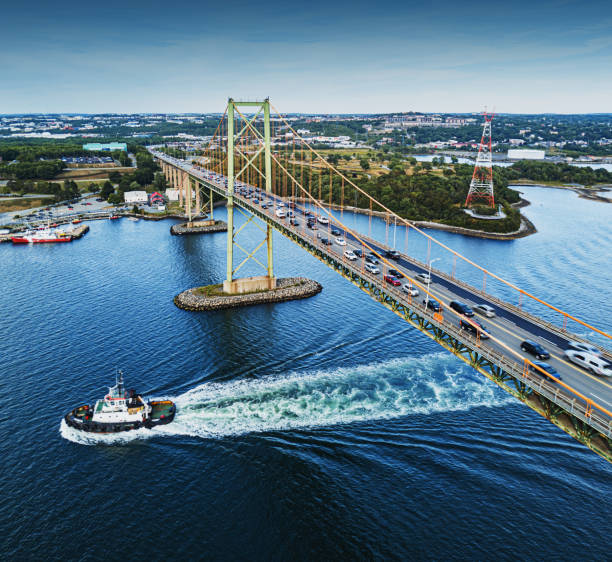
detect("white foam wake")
(60, 354), (511, 445)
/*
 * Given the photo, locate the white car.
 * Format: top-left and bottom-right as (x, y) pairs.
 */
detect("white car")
(566, 341), (602, 356)
(317, 216), (329, 225)
(415, 272), (431, 283)
(402, 285), (419, 297)
(564, 350), (612, 376)
(473, 304), (496, 318)
(344, 250), (357, 261)
(364, 263), (380, 274)
(275, 208), (287, 218)
(335, 237), (347, 246)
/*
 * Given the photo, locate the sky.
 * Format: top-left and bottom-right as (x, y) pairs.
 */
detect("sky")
(1, 0), (611, 114)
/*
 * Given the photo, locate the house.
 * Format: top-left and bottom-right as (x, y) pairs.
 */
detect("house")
(124, 191), (148, 204)
(149, 192), (164, 206)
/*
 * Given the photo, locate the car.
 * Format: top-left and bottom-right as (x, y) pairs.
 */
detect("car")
(528, 361), (561, 381)
(564, 350), (611, 376)
(384, 275), (401, 286)
(307, 222), (318, 230)
(473, 304), (496, 318)
(459, 319), (490, 339)
(415, 272), (431, 283)
(364, 263), (380, 274)
(335, 237), (347, 246)
(423, 299), (441, 312)
(344, 250), (358, 261)
(385, 249), (401, 260)
(520, 340), (550, 360)
(275, 209), (287, 218)
(261, 203), (268, 209)
(388, 268), (402, 278)
(252, 198), (259, 204)
(365, 255), (379, 265)
(320, 237), (333, 246)
(402, 285), (419, 297)
(354, 249), (364, 258)
(277, 202), (285, 208)
(450, 301), (474, 317)
(566, 341), (602, 356)
(317, 216), (329, 224)
(330, 228), (341, 236)
(289, 219), (299, 226)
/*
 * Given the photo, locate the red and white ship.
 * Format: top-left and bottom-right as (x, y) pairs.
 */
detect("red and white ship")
(11, 226), (73, 244)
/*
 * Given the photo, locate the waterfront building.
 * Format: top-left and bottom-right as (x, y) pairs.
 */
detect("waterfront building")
(507, 148), (545, 160)
(124, 191), (148, 204)
(83, 142), (128, 152)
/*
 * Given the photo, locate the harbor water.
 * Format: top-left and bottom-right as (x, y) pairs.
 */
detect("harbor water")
(0, 185), (610, 560)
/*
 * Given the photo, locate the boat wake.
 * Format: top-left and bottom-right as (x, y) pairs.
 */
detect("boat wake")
(60, 353), (512, 446)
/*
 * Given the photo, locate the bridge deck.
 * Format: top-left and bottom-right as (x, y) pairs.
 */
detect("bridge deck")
(152, 150), (612, 455)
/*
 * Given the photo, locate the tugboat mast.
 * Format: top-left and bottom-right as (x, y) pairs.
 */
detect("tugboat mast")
(117, 369), (125, 397)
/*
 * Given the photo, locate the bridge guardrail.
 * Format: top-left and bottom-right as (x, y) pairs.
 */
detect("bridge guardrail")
(155, 152), (612, 439)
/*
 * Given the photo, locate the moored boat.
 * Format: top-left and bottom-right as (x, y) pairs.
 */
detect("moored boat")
(72, 219), (82, 224)
(11, 226), (73, 244)
(64, 371), (176, 433)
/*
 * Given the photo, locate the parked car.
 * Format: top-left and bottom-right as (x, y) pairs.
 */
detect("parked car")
(528, 361), (561, 381)
(459, 319), (490, 339)
(364, 263), (380, 274)
(335, 237), (347, 246)
(344, 250), (358, 261)
(520, 340), (550, 360)
(450, 301), (474, 317)
(473, 304), (496, 318)
(416, 272), (431, 283)
(385, 249), (401, 260)
(384, 275), (401, 286)
(566, 341), (602, 356)
(423, 299), (441, 312)
(564, 350), (611, 376)
(402, 285), (419, 297)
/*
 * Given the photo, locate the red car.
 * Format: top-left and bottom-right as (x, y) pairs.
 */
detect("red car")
(384, 275), (401, 286)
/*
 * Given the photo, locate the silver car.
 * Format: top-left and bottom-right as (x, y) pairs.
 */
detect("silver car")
(564, 350), (611, 376)
(473, 304), (495, 318)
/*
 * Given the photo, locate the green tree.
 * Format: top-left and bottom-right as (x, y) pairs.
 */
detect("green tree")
(360, 158), (370, 171)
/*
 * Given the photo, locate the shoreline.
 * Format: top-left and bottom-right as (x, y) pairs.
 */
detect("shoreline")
(510, 181), (612, 203)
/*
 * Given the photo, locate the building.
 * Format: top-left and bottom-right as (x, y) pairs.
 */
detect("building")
(124, 191), (148, 204)
(165, 189), (180, 201)
(507, 149), (545, 160)
(149, 192), (164, 206)
(83, 142), (128, 152)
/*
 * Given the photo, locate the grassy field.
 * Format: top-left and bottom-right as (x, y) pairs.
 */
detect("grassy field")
(0, 197), (54, 213)
(56, 167), (133, 181)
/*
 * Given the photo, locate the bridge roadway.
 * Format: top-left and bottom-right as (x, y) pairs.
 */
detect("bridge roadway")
(152, 150), (612, 446)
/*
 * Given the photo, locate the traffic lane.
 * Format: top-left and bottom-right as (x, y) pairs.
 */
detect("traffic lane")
(185, 163), (600, 363)
(173, 162), (612, 397)
(426, 275), (612, 397)
(339, 229), (571, 349)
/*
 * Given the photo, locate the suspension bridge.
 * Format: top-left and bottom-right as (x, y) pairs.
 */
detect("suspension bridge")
(150, 98), (612, 462)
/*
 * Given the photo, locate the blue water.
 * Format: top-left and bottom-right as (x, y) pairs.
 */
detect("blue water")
(1, 186), (610, 560)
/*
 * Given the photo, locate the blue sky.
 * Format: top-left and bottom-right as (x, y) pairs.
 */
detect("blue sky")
(1, 0), (611, 114)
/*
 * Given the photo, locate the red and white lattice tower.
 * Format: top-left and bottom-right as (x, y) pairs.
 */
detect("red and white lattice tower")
(465, 112), (495, 208)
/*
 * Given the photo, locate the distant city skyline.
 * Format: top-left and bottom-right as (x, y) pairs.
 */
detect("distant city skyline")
(2, 0), (611, 114)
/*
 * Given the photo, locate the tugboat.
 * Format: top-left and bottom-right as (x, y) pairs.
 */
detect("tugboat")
(64, 371), (176, 433)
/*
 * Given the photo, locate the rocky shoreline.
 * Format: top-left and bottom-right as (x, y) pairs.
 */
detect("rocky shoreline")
(170, 220), (228, 235)
(174, 277), (322, 311)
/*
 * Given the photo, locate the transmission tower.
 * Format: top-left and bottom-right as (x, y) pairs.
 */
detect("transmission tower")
(465, 112), (495, 208)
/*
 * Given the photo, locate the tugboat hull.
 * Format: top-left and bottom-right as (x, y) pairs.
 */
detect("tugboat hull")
(64, 400), (176, 434)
